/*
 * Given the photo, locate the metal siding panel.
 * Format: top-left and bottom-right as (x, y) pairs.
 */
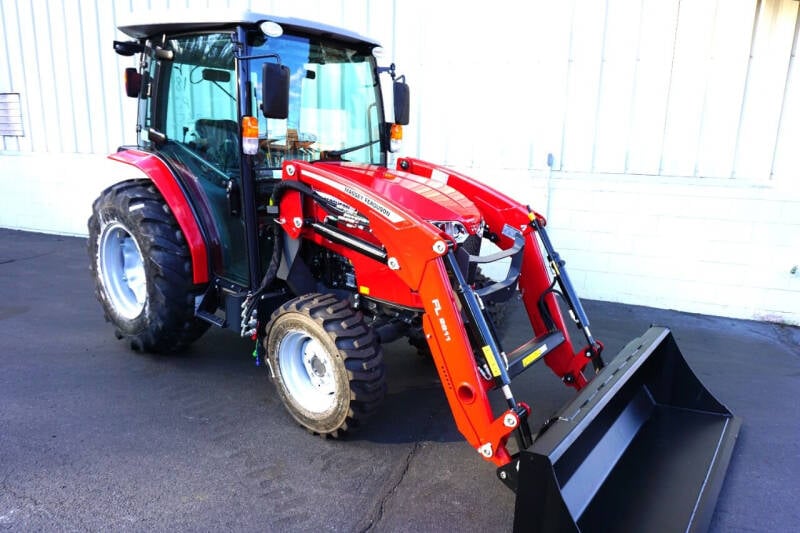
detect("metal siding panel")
(79, 0), (112, 154)
(98, 0), (126, 153)
(0, 1), (10, 94)
(694, 0), (757, 178)
(2, 1), (23, 150)
(445, 3), (519, 169)
(733, 0), (799, 179)
(478, 3), (564, 171)
(659, 0), (718, 177)
(526, 0), (575, 171)
(115, 0), (146, 148)
(561, 0), (608, 172)
(390, 0), (421, 158)
(0, 0), (792, 183)
(0, 0), (19, 151)
(592, 0), (643, 174)
(625, 0), (680, 175)
(410, 0), (451, 165)
(70, 0), (97, 153)
(770, 9), (800, 180)
(47, 0), (78, 154)
(28, 0), (62, 153)
(11, 0), (47, 152)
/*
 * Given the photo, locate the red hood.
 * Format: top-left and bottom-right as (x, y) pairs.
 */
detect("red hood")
(313, 162), (482, 232)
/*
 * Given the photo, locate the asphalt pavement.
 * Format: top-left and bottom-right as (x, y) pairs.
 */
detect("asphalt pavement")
(1, 228), (798, 532)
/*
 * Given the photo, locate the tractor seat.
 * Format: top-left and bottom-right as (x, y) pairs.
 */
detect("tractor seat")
(194, 119), (239, 170)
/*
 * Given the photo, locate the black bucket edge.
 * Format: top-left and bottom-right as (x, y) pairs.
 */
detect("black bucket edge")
(512, 326), (741, 533)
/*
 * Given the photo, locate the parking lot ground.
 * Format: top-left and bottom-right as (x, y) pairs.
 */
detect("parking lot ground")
(1, 228), (798, 531)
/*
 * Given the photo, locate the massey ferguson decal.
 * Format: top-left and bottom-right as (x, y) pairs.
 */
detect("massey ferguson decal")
(304, 171), (406, 223)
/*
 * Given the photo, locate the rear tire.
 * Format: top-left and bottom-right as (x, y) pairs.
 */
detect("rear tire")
(88, 179), (209, 353)
(265, 293), (386, 437)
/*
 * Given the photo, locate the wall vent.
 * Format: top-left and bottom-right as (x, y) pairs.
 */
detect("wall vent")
(0, 93), (24, 137)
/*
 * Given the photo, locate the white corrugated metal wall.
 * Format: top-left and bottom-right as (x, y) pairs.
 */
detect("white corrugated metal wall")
(1, 0), (798, 324)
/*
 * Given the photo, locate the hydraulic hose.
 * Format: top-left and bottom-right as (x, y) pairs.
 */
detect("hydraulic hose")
(242, 179), (316, 334)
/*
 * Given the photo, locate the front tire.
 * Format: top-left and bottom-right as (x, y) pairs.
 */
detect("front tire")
(265, 293), (386, 437)
(88, 179), (209, 352)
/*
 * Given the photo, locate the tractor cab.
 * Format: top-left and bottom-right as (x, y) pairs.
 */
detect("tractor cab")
(114, 12), (410, 288)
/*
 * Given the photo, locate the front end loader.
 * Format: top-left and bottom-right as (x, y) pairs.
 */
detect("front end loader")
(92, 11), (740, 531)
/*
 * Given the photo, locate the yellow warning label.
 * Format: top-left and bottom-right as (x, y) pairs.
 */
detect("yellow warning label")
(359, 286), (370, 295)
(522, 344), (548, 368)
(482, 345), (501, 377)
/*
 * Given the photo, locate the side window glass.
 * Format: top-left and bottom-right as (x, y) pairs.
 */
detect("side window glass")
(164, 33), (239, 176)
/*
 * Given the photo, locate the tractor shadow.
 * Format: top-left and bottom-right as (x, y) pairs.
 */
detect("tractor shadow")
(354, 341), (463, 445)
(352, 299), (578, 446)
(133, 298), (581, 448)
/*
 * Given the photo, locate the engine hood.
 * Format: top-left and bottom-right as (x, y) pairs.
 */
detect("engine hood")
(312, 162), (482, 232)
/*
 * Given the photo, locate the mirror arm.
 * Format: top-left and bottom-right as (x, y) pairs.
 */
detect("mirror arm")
(236, 52), (282, 62)
(376, 63), (397, 80)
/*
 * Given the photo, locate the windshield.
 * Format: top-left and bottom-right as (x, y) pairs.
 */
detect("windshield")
(249, 33), (384, 173)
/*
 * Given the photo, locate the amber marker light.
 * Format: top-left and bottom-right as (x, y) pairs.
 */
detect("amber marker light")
(242, 116), (259, 155)
(389, 123), (403, 152)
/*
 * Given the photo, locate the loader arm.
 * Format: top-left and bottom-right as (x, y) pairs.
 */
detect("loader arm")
(397, 157), (600, 387)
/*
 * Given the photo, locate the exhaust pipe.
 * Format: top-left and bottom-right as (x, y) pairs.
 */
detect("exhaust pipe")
(512, 327), (741, 532)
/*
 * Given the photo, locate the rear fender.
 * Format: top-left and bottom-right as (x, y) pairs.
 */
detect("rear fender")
(108, 149), (209, 284)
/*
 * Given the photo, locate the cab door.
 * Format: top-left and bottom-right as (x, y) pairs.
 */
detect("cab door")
(149, 32), (249, 285)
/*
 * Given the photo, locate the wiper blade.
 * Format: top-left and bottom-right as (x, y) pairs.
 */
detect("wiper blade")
(326, 139), (379, 157)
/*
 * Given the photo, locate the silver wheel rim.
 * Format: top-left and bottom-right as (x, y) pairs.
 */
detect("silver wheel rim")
(98, 221), (147, 320)
(278, 329), (338, 414)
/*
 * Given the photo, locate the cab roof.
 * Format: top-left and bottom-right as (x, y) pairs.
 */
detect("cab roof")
(117, 9), (380, 47)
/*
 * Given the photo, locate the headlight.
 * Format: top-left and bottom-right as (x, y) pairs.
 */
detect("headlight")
(431, 220), (470, 243)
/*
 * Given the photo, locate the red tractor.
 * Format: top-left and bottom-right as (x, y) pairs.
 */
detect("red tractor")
(91, 12), (739, 531)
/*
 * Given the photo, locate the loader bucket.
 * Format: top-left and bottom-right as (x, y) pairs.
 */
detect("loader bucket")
(512, 327), (740, 533)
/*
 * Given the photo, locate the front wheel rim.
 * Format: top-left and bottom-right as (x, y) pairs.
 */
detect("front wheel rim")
(277, 329), (338, 414)
(98, 221), (147, 320)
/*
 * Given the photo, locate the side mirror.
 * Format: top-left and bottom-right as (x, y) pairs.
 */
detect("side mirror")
(393, 78), (410, 125)
(124, 67), (142, 98)
(113, 40), (143, 57)
(261, 62), (290, 119)
(202, 68), (231, 83)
